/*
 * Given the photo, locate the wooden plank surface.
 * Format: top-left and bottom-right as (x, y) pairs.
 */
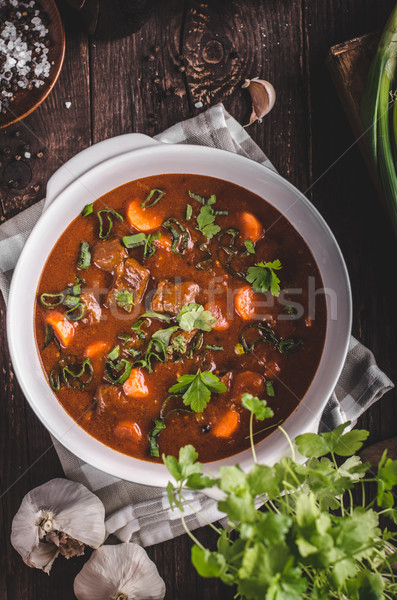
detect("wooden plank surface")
(0, 1), (396, 598)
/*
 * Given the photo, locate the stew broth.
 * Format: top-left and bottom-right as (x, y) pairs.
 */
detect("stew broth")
(35, 174), (326, 463)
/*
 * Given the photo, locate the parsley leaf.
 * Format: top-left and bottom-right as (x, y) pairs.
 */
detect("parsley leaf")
(246, 259), (282, 297)
(115, 289), (134, 312)
(295, 422), (369, 458)
(196, 204), (221, 239)
(241, 393), (274, 421)
(169, 369), (227, 413)
(176, 303), (217, 332)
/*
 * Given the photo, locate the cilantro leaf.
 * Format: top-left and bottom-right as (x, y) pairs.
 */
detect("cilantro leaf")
(115, 289), (134, 312)
(169, 369), (227, 413)
(176, 303), (217, 332)
(170, 334), (187, 354)
(241, 393), (274, 421)
(246, 259), (282, 297)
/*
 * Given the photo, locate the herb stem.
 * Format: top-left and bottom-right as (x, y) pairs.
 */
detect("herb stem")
(249, 412), (257, 464)
(278, 425), (296, 462)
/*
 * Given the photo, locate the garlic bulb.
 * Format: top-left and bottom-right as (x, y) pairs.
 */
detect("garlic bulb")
(242, 77), (276, 126)
(74, 543), (166, 600)
(11, 478), (106, 574)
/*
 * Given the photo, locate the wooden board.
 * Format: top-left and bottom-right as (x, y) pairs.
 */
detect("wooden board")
(326, 32), (384, 199)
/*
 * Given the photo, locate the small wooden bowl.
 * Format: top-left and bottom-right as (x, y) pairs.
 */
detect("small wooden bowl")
(0, 0), (65, 130)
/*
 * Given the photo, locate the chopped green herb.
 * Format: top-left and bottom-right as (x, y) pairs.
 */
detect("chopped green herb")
(149, 419), (166, 457)
(122, 233), (147, 248)
(65, 302), (86, 321)
(40, 292), (65, 307)
(246, 259), (282, 297)
(204, 345), (224, 351)
(188, 191), (216, 206)
(196, 204), (221, 239)
(278, 338), (304, 353)
(151, 326), (179, 350)
(169, 369), (227, 413)
(81, 203), (93, 217)
(97, 209), (124, 239)
(171, 334), (187, 355)
(105, 358), (132, 384)
(42, 324), (54, 350)
(77, 241), (91, 270)
(140, 311), (171, 323)
(186, 204), (193, 220)
(265, 381), (275, 397)
(63, 295), (81, 309)
(244, 239), (256, 254)
(115, 290), (134, 312)
(162, 218), (189, 254)
(141, 189), (164, 208)
(144, 232), (161, 258)
(50, 356), (94, 391)
(107, 345), (120, 361)
(176, 303), (217, 332)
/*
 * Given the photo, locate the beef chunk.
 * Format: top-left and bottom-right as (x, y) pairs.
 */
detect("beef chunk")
(94, 384), (124, 415)
(151, 280), (199, 314)
(107, 258), (150, 308)
(81, 292), (101, 323)
(92, 237), (127, 273)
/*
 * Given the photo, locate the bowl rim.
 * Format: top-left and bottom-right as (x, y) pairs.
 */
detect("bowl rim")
(7, 140), (352, 486)
(0, 0), (66, 130)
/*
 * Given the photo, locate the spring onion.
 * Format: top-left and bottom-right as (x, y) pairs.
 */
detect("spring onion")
(105, 358), (132, 384)
(162, 218), (189, 254)
(97, 209), (124, 239)
(360, 5), (397, 236)
(141, 189), (164, 208)
(40, 292), (65, 307)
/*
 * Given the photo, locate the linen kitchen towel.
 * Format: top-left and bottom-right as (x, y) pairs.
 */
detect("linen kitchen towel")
(0, 104), (394, 547)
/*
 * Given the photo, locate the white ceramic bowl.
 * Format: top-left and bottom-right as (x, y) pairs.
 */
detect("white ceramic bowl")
(7, 133), (352, 487)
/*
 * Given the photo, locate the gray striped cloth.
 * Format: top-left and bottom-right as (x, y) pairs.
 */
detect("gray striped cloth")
(0, 104), (393, 547)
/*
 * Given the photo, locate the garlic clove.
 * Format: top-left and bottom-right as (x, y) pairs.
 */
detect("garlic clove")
(242, 77), (276, 126)
(74, 543), (166, 600)
(27, 541), (60, 574)
(11, 478), (106, 574)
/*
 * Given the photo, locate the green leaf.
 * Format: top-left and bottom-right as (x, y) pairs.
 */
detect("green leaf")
(151, 326), (179, 350)
(186, 204), (193, 220)
(77, 241), (91, 270)
(376, 451), (397, 507)
(107, 345), (120, 361)
(123, 232), (147, 248)
(149, 419), (166, 457)
(185, 472), (216, 490)
(246, 463), (280, 498)
(244, 239), (256, 254)
(295, 422), (369, 458)
(81, 202), (93, 216)
(115, 289), (134, 312)
(176, 303), (216, 332)
(246, 259), (282, 297)
(140, 310), (171, 322)
(218, 465), (248, 494)
(218, 491), (257, 523)
(169, 369), (226, 413)
(183, 371), (211, 412)
(196, 204), (221, 239)
(191, 546), (227, 578)
(241, 393), (274, 421)
(170, 334), (187, 354)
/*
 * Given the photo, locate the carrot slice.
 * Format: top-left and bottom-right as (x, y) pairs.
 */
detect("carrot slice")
(84, 341), (112, 358)
(212, 410), (239, 438)
(127, 198), (163, 232)
(204, 302), (230, 331)
(240, 211), (263, 243)
(114, 420), (142, 443)
(45, 311), (75, 347)
(234, 285), (256, 320)
(154, 234), (172, 251)
(123, 368), (149, 398)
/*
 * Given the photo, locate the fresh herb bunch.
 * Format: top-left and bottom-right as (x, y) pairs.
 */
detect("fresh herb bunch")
(164, 396), (397, 600)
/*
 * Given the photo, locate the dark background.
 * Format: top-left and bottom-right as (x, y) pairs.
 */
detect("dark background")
(0, 1), (396, 598)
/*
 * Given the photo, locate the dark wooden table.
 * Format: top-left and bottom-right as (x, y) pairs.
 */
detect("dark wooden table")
(1, 1), (396, 598)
